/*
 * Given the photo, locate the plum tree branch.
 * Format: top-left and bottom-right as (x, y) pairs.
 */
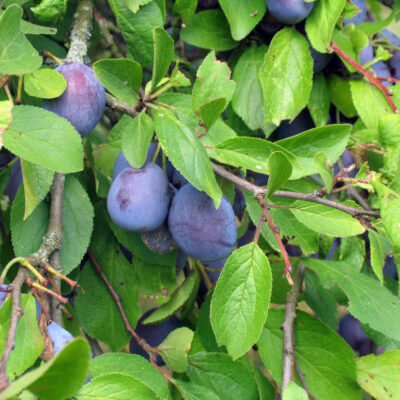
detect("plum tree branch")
(211, 162), (380, 218)
(106, 93), (140, 117)
(281, 263), (305, 392)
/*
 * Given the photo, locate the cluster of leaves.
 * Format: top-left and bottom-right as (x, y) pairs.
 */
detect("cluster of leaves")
(1, 0), (400, 399)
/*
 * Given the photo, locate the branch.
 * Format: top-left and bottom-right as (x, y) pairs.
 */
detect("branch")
(329, 41), (398, 113)
(106, 93), (140, 117)
(281, 263), (305, 392)
(87, 249), (161, 364)
(211, 162), (380, 218)
(65, 0), (94, 64)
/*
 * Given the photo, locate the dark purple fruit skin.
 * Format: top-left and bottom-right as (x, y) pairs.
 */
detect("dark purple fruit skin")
(272, 110), (314, 141)
(47, 321), (74, 355)
(0, 284), (8, 307)
(203, 258), (227, 284)
(4, 160), (22, 202)
(43, 63), (106, 136)
(233, 187), (246, 215)
(130, 310), (179, 364)
(343, 0), (366, 25)
(338, 314), (371, 356)
(168, 185), (237, 262)
(107, 163), (171, 232)
(266, 0), (313, 24)
(311, 47), (332, 73)
(113, 143), (157, 180)
(172, 169), (189, 189)
(359, 44), (392, 87)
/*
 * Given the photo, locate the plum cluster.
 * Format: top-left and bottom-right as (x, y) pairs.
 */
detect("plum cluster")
(108, 146), (238, 264)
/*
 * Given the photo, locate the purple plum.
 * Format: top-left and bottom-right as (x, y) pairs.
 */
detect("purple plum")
(44, 63), (106, 136)
(47, 321), (74, 355)
(266, 0), (314, 24)
(4, 160), (22, 202)
(343, 0), (366, 25)
(107, 163), (171, 232)
(172, 169), (189, 189)
(168, 185), (237, 261)
(0, 284), (8, 307)
(338, 314), (371, 356)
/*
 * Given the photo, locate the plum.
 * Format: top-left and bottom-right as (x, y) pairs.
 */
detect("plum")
(343, 0), (366, 25)
(172, 169), (189, 189)
(4, 160), (22, 202)
(233, 187), (246, 215)
(47, 321), (74, 355)
(107, 163), (171, 232)
(0, 284), (8, 308)
(311, 47), (332, 73)
(359, 43), (374, 65)
(130, 310), (179, 364)
(372, 61), (392, 87)
(113, 143), (157, 180)
(168, 185), (237, 261)
(43, 63), (106, 136)
(203, 258), (227, 284)
(389, 50), (400, 80)
(238, 228), (255, 248)
(266, 0), (313, 25)
(272, 110), (314, 141)
(338, 314), (371, 356)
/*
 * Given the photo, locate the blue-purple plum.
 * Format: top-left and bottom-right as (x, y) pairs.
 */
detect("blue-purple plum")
(383, 256), (398, 280)
(333, 149), (358, 178)
(266, 0), (313, 24)
(47, 321), (74, 355)
(141, 223), (177, 254)
(204, 258), (227, 284)
(338, 314), (371, 355)
(359, 43), (374, 65)
(113, 143), (157, 180)
(43, 63), (106, 136)
(238, 228), (255, 248)
(381, 29), (400, 47)
(272, 110), (314, 141)
(168, 185), (237, 262)
(107, 163), (171, 232)
(233, 187), (246, 215)
(0, 284), (8, 307)
(130, 310), (179, 364)
(4, 160), (22, 202)
(389, 51), (400, 80)
(343, 0), (366, 25)
(372, 61), (392, 87)
(311, 47), (332, 73)
(172, 169), (189, 189)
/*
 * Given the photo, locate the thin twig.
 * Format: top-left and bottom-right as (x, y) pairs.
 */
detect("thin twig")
(87, 249), (160, 363)
(210, 163), (379, 218)
(330, 41), (398, 113)
(281, 263), (305, 392)
(106, 93), (141, 117)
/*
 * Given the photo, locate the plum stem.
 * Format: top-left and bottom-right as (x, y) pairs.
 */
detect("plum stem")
(329, 40), (398, 113)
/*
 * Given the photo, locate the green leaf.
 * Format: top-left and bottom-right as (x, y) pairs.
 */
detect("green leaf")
(122, 112), (154, 169)
(210, 243), (272, 360)
(108, 0), (163, 67)
(154, 109), (222, 208)
(0, 5), (42, 75)
(372, 180), (400, 252)
(143, 270), (200, 324)
(259, 28), (313, 126)
(0, 295), (43, 380)
(0, 100), (13, 135)
(368, 230), (385, 284)
(76, 373), (161, 400)
(218, 0), (266, 41)
(186, 353), (259, 400)
(305, 0), (346, 53)
(303, 258), (400, 344)
(312, 152), (333, 192)
(308, 73), (330, 126)
(196, 98), (227, 130)
(356, 350), (400, 399)
(11, 189), (49, 257)
(283, 382), (308, 400)
(93, 59), (142, 107)
(30, 0), (67, 24)
(23, 68), (66, 99)
(1, 338), (90, 400)
(258, 309), (360, 399)
(173, 0), (197, 24)
(151, 27), (174, 91)
(125, 0), (152, 13)
(266, 151), (292, 198)
(231, 45), (268, 131)
(20, 20), (57, 35)
(290, 201), (365, 237)
(20, 159), (54, 220)
(327, 74), (357, 118)
(192, 52), (236, 116)
(276, 124), (351, 179)
(174, 379), (220, 400)
(159, 327), (194, 372)
(4, 106), (83, 173)
(60, 175), (94, 275)
(89, 353), (172, 400)
(350, 79), (393, 129)
(180, 10), (239, 51)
